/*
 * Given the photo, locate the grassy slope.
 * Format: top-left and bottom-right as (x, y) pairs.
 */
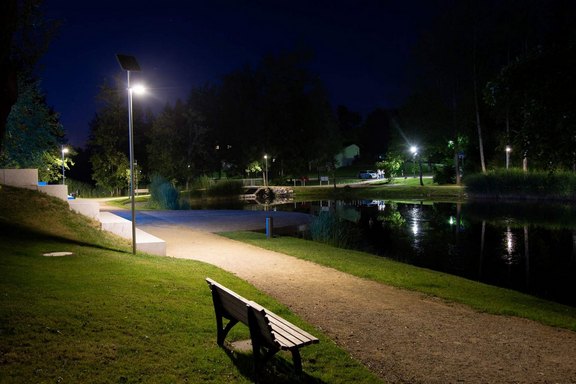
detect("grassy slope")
(0, 186), (381, 384)
(222, 232), (576, 332)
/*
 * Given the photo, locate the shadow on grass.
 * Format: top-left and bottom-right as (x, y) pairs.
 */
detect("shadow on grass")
(0, 220), (129, 254)
(220, 343), (325, 384)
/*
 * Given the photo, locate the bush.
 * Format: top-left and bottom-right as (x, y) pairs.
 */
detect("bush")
(149, 174), (179, 209)
(207, 179), (243, 197)
(65, 179), (110, 198)
(192, 175), (214, 191)
(433, 164), (456, 185)
(308, 211), (360, 248)
(465, 169), (576, 201)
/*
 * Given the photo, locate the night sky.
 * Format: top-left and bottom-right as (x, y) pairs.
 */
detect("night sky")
(40, 0), (441, 147)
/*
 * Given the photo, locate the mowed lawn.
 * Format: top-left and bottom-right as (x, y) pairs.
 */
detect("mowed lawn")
(0, 186), (381, 384)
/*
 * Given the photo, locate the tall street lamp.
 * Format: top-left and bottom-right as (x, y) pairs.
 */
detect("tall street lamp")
(410, 145), (424, 186)
(61, 145), (68, 185)
(116, 54), (142, 255)
(264, 154), (269, 187)
(505, 145), (511, 169)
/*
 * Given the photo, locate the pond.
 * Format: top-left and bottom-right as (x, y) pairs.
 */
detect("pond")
(204, 198), (576, 308)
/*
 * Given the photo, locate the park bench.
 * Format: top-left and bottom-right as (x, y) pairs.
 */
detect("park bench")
(205, 278), (319, 377)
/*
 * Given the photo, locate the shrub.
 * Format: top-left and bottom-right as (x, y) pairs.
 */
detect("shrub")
(149, 174), (179, 209)
(207, 179), (243, 197)
(65, 179), (110, 198)
(465, 169), (576, 201)
(308, 211), (360, 248)
(433, 164), (456, 185)
(192, 175), (214, 190)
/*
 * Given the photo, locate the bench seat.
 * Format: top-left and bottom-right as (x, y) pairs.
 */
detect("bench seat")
(206, 278), (319, 377)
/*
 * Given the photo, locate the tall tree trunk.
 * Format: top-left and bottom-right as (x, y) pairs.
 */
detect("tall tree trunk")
(452, 88), (461, 185)
(472, 31), (487, 174)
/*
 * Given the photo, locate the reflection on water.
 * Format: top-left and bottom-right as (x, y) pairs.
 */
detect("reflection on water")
(273, 200), (576, 307)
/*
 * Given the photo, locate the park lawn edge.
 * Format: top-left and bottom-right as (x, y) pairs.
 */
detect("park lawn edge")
(0, 186), (383, 384)
(220, 231), (576, 332)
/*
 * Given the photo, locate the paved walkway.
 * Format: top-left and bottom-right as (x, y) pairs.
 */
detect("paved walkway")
(139, 222), (576, 384)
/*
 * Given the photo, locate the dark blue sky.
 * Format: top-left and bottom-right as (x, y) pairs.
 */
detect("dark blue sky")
(40, 1), (440, 147)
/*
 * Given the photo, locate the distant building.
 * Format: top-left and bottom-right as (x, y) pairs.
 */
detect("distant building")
(334, 144), (359, 168)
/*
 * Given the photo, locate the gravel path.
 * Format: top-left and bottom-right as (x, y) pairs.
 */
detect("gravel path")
(141, 224), (576, 384)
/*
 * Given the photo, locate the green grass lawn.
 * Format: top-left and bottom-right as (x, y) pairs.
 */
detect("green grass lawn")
(0, 186), (381, 384)
(221, 232), (576, 332)
(293, 180), (466, 202)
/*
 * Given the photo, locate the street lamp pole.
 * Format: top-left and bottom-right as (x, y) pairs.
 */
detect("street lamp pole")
(410, 145), (423, 186)
(264, 154), (269, 187)
(116, 54), (141, 255)
(61, 145), (68, 185)
(505, 145), (511, 169)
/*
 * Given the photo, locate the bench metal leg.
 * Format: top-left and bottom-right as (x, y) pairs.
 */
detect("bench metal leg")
(290, 348), (303, 374)
(217, 318), (238, 346)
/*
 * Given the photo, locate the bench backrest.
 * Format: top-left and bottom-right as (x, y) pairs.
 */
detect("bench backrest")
(247, 302), (278, 347)
(206, 278), (250, 325)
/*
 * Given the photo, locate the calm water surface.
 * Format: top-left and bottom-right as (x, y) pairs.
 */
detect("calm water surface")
(241, 199), (576, 307)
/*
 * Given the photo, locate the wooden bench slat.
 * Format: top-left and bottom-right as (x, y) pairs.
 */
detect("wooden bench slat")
(267, 313), (318, 341)
(206, 277), (319, 377)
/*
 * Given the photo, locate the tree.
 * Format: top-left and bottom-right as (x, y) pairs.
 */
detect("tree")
(486, 45), (576, 171)
(147, 89), (213, 187)
(1, 0), (60, 150)
(87, 79), (131, 195)
(375, 152), (403, 182)
(0, 74), (64, 174)
(209, 50), (340, 178)
(336, 105), (362, 145)
(358, 108), (391, 163)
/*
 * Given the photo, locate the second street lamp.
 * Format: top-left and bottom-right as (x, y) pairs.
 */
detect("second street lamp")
(264, 154), (269, 187)
(61, 145), (68, 185)
(116, 54), (143, 255)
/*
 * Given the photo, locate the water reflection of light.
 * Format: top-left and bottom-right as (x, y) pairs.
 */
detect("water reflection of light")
(407, 206), (422, 250)
(502, 226), (519, 265)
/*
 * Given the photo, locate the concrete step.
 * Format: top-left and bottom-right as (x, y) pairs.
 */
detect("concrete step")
(99, 211), (166, 256)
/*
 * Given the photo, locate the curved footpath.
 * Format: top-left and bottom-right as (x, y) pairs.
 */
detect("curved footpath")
(135, 222), (576, 384)
(89, 197), (576, 383)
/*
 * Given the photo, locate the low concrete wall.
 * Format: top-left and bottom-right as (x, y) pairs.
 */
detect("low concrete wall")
(39, 185), (68, 201)
(99, 212), (166, 256)
(69, 199), (100, 220)
(0, 168), (68, 201)
(0, 168), (39, 189)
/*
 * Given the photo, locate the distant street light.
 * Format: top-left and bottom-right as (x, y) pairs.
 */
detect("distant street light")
(264, 154), (269, 187)
(410, 146), (418, 179)
(61, 146), (69, 185)
(116, 53), (144, 255)
(505, 145), (511, 169)
(409, 145), (424, 186)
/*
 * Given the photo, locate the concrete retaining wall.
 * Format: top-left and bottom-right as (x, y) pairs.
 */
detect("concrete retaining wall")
(38, 185), (68, 201)
(0, 168), (39, 189)
(99, 212), (166, 256)
(68, 199), (100, 220)
(0, 168), (68, 201)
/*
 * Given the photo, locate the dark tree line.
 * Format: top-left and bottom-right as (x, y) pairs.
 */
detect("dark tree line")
(399, 0), (576, 179)
(5, 0), (576, 191)
(87, 51), (341, 192)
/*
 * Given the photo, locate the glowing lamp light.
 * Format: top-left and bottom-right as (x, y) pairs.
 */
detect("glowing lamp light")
(132, 84), (147, 95)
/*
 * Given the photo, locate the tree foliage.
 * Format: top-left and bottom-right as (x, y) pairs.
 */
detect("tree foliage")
(0, 74), (64, 176)
(407, 0), (576, 175)
(87, 79), (146, 195)
(486, 45), (576, 170)
(1, 0), (60, 149)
